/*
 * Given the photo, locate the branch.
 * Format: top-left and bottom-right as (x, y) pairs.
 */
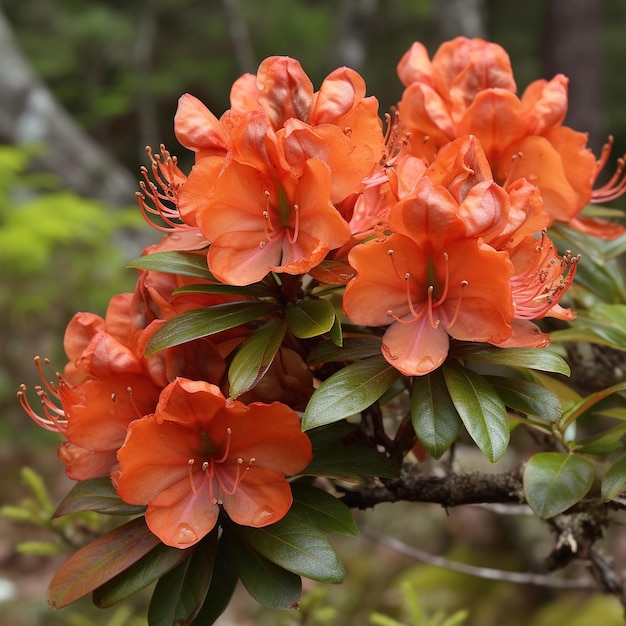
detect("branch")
(363, 527), (596, 590)
(340, 464), (525, 510)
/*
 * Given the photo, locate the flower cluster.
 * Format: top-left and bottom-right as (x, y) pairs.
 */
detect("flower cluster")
(18, 37), (626, 600)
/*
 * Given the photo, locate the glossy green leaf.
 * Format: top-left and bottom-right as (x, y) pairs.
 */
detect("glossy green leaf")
(523, 452), (594, 518)
(458, 346), (570, 376)
(302, 356), (402, 430)
(285, 298), (336, 339)
(306, 336), (382, 366)
(411, 369), (462, 459)
(190, 534), (239, 626)
(443, 365), (510, 463)
(235, 510), (345, 584)
(148, 529), (218, 626)
(93, 541), (191, 608)
(228, 529), (301, 611)
(145, 301), (276, 356)
(602, 454), (626, 502)
(127, 251), (213, 280)
(290, 484), (359, 537)
(53, 478), (146, 518)
(48, 517), (161, 609)
(228, 320), (287, 398)
(484, 375), (562, 422)
(329, 315), (343, 347)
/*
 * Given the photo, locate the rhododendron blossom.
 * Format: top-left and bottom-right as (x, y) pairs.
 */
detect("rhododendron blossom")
(396, 36), (626, 238)
(116, 378), (313, 548)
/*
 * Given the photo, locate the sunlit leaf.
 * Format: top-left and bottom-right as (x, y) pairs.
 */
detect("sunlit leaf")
(458, 346), (570, 376)
(127, 251), (213, 280)
(145, 301), (276, 356)
(53, 478), (145, 517)
(523, 452), (594, 518)
(602, 454), (626, 502)
(484, 375), (562, 422)
(148, 529), (218, 626)
(302, 356), (402, 430)
(235, 510), (345, 584)
(228, 320), (287, 398)
(443, 365), (510, 463)
(290, 484), (359, 536)
(285, 298), (336, 339)
(93, 541), (191, 608)
(48, 517), (161, 609)
(411, 369), (461, 459)
(228, 530), (301, 611)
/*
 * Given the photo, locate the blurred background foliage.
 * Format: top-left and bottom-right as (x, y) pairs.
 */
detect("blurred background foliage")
(2, 1), (626, 624)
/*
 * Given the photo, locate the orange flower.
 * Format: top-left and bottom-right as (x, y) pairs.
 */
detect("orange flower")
(178, 131), (351, 285)
(116, 378), (313, 548)
(497, 233), (578, 348)
(396, 37), (626, 237)
(343, 178), (515, 375)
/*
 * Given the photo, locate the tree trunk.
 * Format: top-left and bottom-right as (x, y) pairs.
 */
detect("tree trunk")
(0, 9), (137, 206)
(543, 0), (603, 154)
(434, 0), (487, 40)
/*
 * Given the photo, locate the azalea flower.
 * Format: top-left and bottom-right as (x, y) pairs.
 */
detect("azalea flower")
(115, 377), (313, 548)
(396, 37), (626, 238)
(343, 177), (515, 375)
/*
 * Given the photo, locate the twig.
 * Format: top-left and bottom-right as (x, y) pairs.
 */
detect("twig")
(363, 527), (597, 591)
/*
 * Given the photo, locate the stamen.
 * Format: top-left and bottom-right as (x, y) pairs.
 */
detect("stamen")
(126, 387), (145, 419)
(432, 253), (450, 307)
(215, 428), (232, 463)
(445, 281), (468, 329)
(426, 286), (441, 329)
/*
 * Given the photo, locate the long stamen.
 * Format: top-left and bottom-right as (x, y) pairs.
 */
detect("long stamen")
(591, 136), (626, 203)
(445, 281), (468, 329)
(215, 428), (232, 464)
(126, 386), (146, 419)
(427, 286), (441, 329)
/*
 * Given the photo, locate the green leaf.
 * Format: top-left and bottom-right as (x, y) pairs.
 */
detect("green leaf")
(228, 320), (287, 398)
(93, 541), (191, 608)
(53, 478), (146, 517)
(285, 298), (336, 339)
(571, 422), (626, 455)
(190, 534), (239, 626)
(127, 251), (213, 280)
(173, 283), (270, 297)
(235, 510), (345, 584)
(302, 356), (402, 430)
(306, 336), (382, 366)
(290, 484), (359, 537)
(48, 517), (161, 609)
(523, 452), (594, 518)
(443, 365), (510, 463)
(458, 346), (571, 376)
(411, 369), (462, 459)
(228, 529), (302, 611)
(148, 529), (218, 626)
(145, 301), (276, 356)
(602, 454), (626, 502)
(484, 375), (562, 423)
(550, 303), (626, 350)
(304, 423), (399, 481)
(558, 381), (626, 431)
